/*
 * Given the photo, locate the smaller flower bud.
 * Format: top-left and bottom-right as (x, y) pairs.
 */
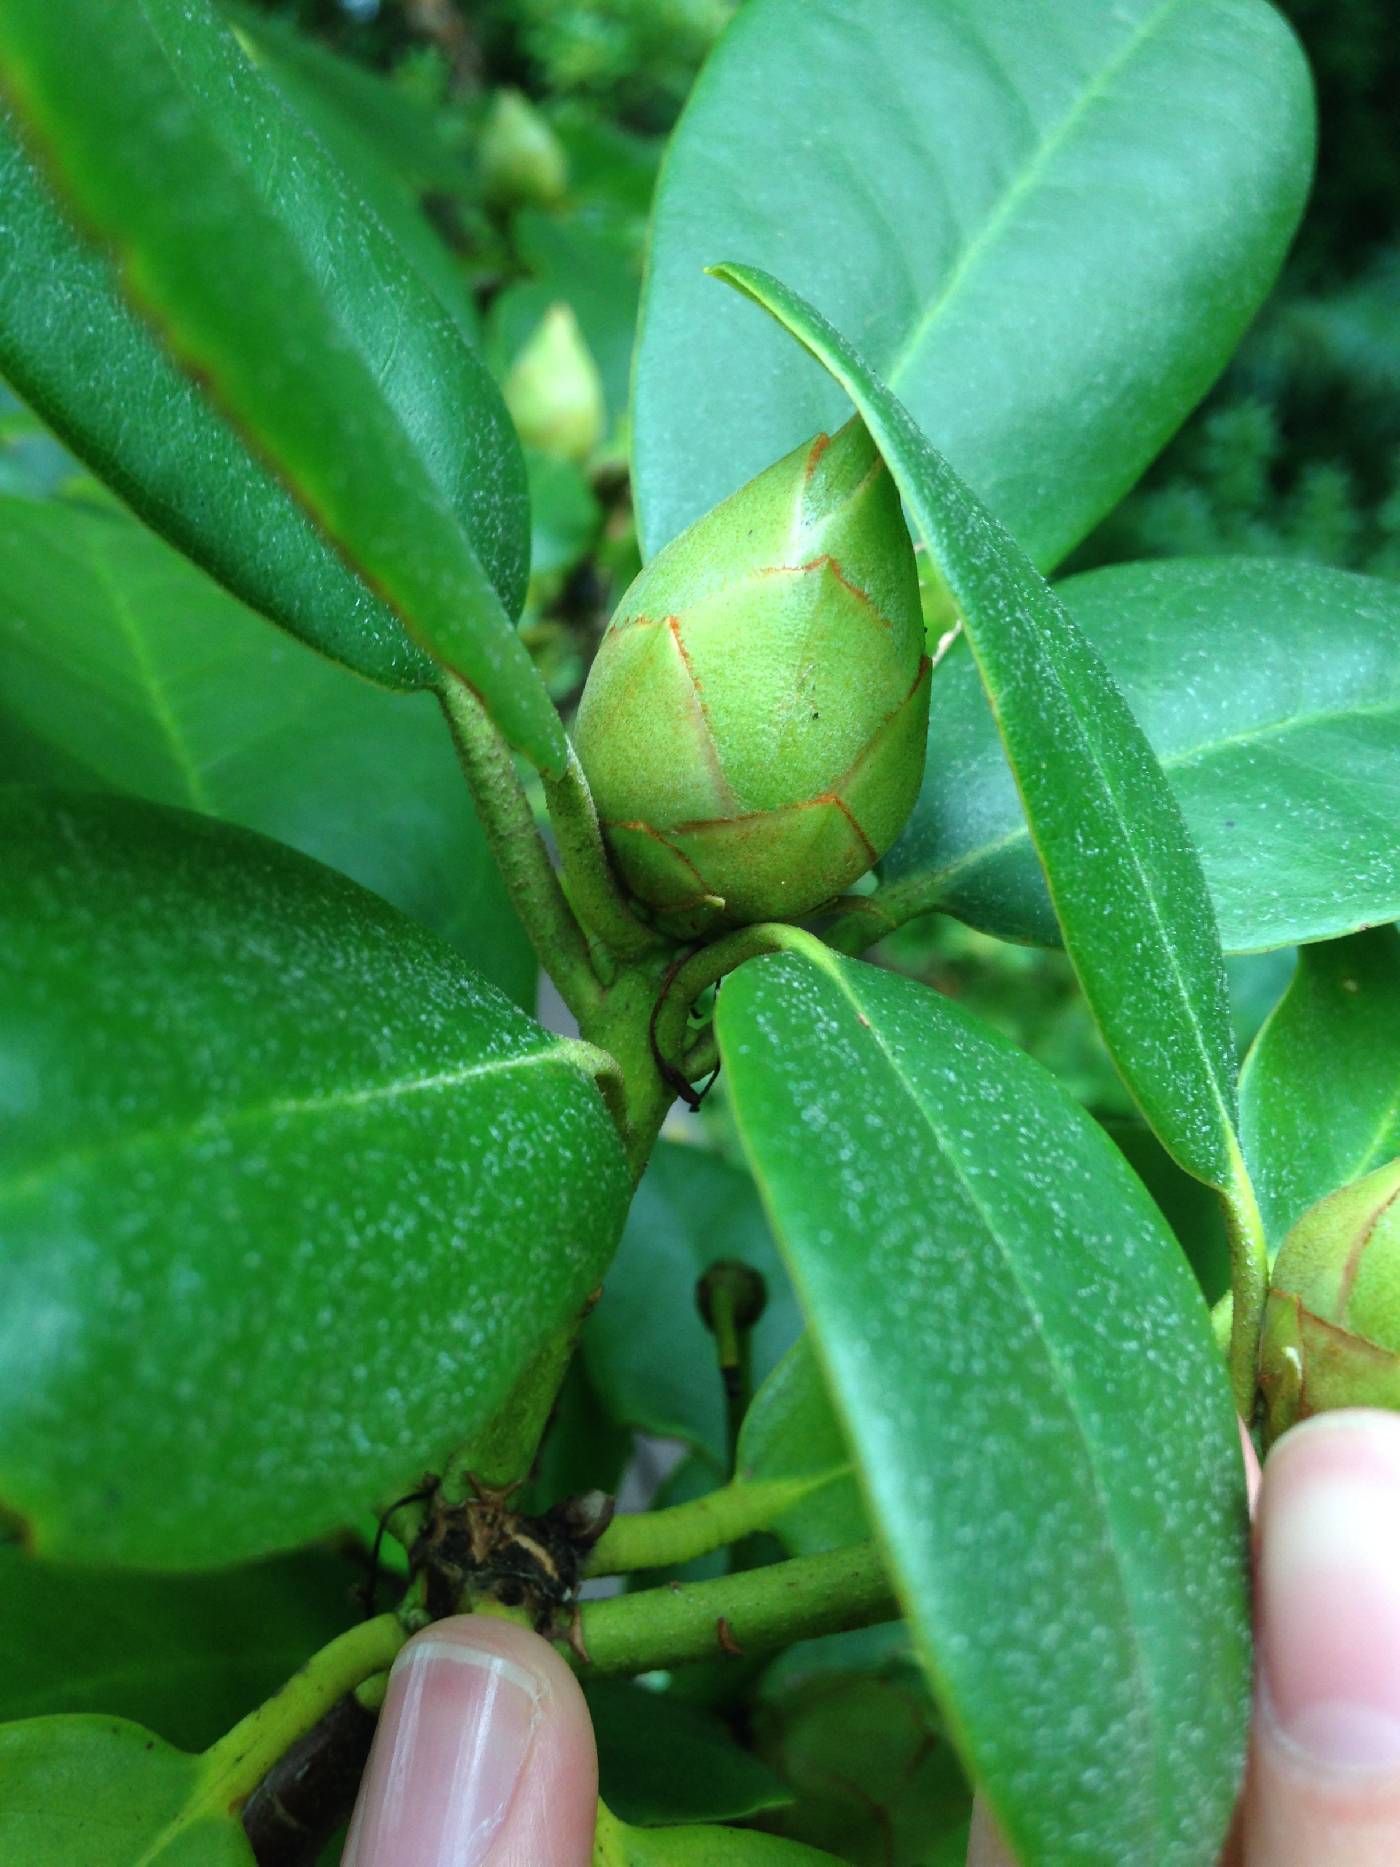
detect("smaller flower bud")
(503, 304), (606, 463)
(574, 418), (930, 936)
(480, 89), (568, 212)
(1258, 1158), (1400, 1443)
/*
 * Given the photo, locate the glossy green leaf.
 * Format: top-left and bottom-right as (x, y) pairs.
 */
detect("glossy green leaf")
(228, 7), (474, 201)
(717, 944), (1250, 1866)
(234, 17), (481, 345)
(582, 1142), (802, 1466)
(1241, 927), (1400, 1248)
(738, 1340), (867, 1557)
(0, 1717), (253, 1865)
(588, 1681), (792, 1827)
(0, 0), (566, 770)
(717, 267), (1241, 1193)
(0, 790), (628, 1567)
(0, 97), (460, 697)
(634, 0), (1312, 562)
(0, 1546), (356, 1750)
(884, 558), (1400, 956)
(0, 497), (534, 1005)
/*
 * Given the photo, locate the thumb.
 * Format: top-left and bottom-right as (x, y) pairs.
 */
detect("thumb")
(1244, 1410), (1400, 1866)
(341, 1615), (598, 1867)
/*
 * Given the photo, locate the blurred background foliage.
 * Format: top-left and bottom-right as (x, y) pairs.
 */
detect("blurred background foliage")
(1, 8), (1392, 1857)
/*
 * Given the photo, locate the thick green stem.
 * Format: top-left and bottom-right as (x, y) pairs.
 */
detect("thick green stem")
(544, 745), (665, 960)
(441, 1293), (599, 1499)
(822, 880), (927, 956)
(587, 1476), (826, 1576)
(578, 957), (678, 1178)
(204, 1614), (405, 1808)
(438, 676), (601, 1022)
(652, 921), (815, 1071)
(1222, 1151), (1270, 1420)
(822, 896), (900, 956)
(573, 1540), (896, 1675)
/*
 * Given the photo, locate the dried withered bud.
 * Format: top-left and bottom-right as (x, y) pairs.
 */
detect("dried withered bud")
(1259, 1157), (1400, 1443)
(573, 417), (930, 937)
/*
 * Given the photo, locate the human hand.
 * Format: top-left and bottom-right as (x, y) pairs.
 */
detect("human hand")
(341, 1615), (597, 1867)
(968, 1408), (1400, 1866)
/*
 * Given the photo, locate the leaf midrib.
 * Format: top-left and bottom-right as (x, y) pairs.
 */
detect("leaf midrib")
(882, 0), (1184, 393)
(0, 1047), (572, 1208)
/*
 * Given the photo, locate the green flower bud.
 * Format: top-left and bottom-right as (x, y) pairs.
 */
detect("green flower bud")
(503, 304), (606, 464)
(1259, 1157), (1400, 1443)
(574, 419), (930, 936)
(480, 89), (568, 212)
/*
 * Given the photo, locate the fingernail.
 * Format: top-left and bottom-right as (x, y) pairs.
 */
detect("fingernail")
(341, 1632), (544, 1867)
(1261, 1412), (1400, 1770)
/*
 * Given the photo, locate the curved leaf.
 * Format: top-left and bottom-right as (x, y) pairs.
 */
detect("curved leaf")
(0, 1546), (357, 1751)
(884, 558), (1400, 955)
(715, 265), (1241, 1195)
(0, 496), (535, 1005)
(0, 1717), (253, 1865)
(1241, 926), (1400, 1248)
(0, 791), (628, 1567)
(717, 943), (1250, 1866)
(634, 0), (1312, 562)
(0, 0), (565, 769)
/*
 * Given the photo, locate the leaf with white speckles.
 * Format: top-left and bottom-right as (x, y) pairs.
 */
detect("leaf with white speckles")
(717, 944), (1250, 1867)
(1241, 926), (1400, 1248)
(713, 265), (1243, 1198)
(0, 790), (629, 1568)
(882, 558), (1400, 956)
(0, 0), (564, 771)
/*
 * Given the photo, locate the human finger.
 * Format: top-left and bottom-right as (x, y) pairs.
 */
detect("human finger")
(341, 1614), (597, 1867)
(1244, 1409), (1400, 1867)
